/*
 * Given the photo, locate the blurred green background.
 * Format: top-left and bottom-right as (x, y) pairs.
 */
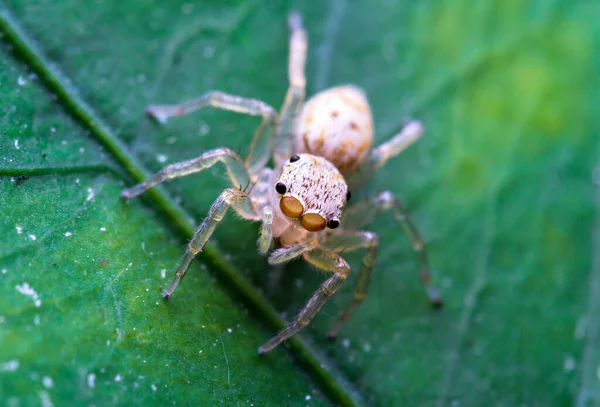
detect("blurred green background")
(1, 0), (598, 406)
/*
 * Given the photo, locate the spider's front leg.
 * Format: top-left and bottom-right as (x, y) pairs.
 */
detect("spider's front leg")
(121, 148), (249, 199)
(259, 248), (350, 354)
(162, 188), (260, 299)
(343, 191), (443, 306)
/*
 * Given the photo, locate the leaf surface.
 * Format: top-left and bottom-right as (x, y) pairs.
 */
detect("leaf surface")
(1, 0), (599, 406)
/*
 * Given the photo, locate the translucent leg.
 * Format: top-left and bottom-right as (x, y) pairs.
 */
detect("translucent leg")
(162, 188), (257, 299)
(121, 148), (249, 199)
(267, 238), (318, 265)
(343, 191), (443, 306)
(348, 121), (424, 189)
(257, 206), (273, 255)
(147, 91), (277, 175)
(258, 249), (350, 354)
(320, 231), (379, 338)
(274, 12), (308, 167)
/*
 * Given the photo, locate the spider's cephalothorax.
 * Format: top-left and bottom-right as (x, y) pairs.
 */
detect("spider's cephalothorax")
(122, 12), (442, 355)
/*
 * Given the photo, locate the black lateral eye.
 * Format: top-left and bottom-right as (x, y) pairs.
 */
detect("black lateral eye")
(275, 182), (287, 194)
(289, 154), (300, 163)
(346, 190), (352, 201)
(326, 220), (340, 229)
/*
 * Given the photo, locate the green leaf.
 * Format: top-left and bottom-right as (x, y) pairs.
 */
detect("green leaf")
(1, 0), (598, 406)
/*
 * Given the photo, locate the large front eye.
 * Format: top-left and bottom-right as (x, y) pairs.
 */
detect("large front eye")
(280, 196), (304, 218)
(301, 213), (326, 232)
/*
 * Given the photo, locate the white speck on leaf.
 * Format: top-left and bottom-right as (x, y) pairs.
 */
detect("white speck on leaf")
(363, 343), (371, 352)
(87, 373), (96, 388)
(42, 376), (54, 388)
(16, 226), (22, 234)
(342, 338), (350, 349)
(29, 234), (36, 241)
(0, 359), (19, 371)
(564, 356), (576, 372)
(17, 75), (26, 86)
(160, 269), (166, 279)
(115, 374), (122, 382)
(100, 227), (106, 232)
(15, 282), (41, 307)
(79, 147), (85, 153)
(39, 390), (53, 407)
(157, 154), (168, 163)
(1, 269), (6, 274)
(305, 395), (311, 401)
(14, 139), (19, 149)
(86, 188), (94, 202)
(227, 328), (232, 333)
(64, 232), (72, 237)
(151, 384), (157, 391)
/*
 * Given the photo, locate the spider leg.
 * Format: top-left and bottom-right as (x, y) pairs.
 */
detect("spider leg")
(162, 188), (259, 299)
(258, 249), (350, 354)
(347, 121), (424, 189)
(319, 231), (378, 339)
(147, 91), (277, 175)
(274, 11), (307, 166)
(267, 238), (318, 264)
(343, 191), (443, 306)
(121, 148), (248, 199)
(257, 206), (274, 255)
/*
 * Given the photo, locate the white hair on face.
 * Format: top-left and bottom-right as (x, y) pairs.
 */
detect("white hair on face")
(277, 154), (348, 222)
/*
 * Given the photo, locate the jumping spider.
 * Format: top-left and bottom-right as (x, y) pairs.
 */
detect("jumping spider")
(122, 12), (442, 354)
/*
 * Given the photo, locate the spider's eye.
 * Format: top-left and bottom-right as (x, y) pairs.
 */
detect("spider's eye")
(301, 213), (326, 232)
(275, 182), (287, 194)
(280, 196), (304, 218)
(289, 154), (300, 163)
(326, 220), (340, 229)
(346, 190), (352, 201)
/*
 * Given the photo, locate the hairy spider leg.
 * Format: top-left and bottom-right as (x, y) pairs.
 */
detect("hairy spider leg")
(347, 121), (424, 189)
(343, 191), (443, 306)
(319, 231), (379, 338)
(274, 11), (308, 167)
(146, 91), (277, 176)
(162, 188), (261, 299)
(121, 148), (249, 199)
(258, 249), (350, 354)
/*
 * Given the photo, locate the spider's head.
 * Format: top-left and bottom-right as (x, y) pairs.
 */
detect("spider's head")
(275, 154), (350, 232)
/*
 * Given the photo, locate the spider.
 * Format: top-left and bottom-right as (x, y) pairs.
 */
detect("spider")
(122, 12), (442, 355)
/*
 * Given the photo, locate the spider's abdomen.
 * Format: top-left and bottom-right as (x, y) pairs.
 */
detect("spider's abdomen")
(294, 85), (373, 175)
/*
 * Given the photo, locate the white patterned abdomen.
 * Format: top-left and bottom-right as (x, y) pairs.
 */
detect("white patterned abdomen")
(294, 85), (373, 175)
